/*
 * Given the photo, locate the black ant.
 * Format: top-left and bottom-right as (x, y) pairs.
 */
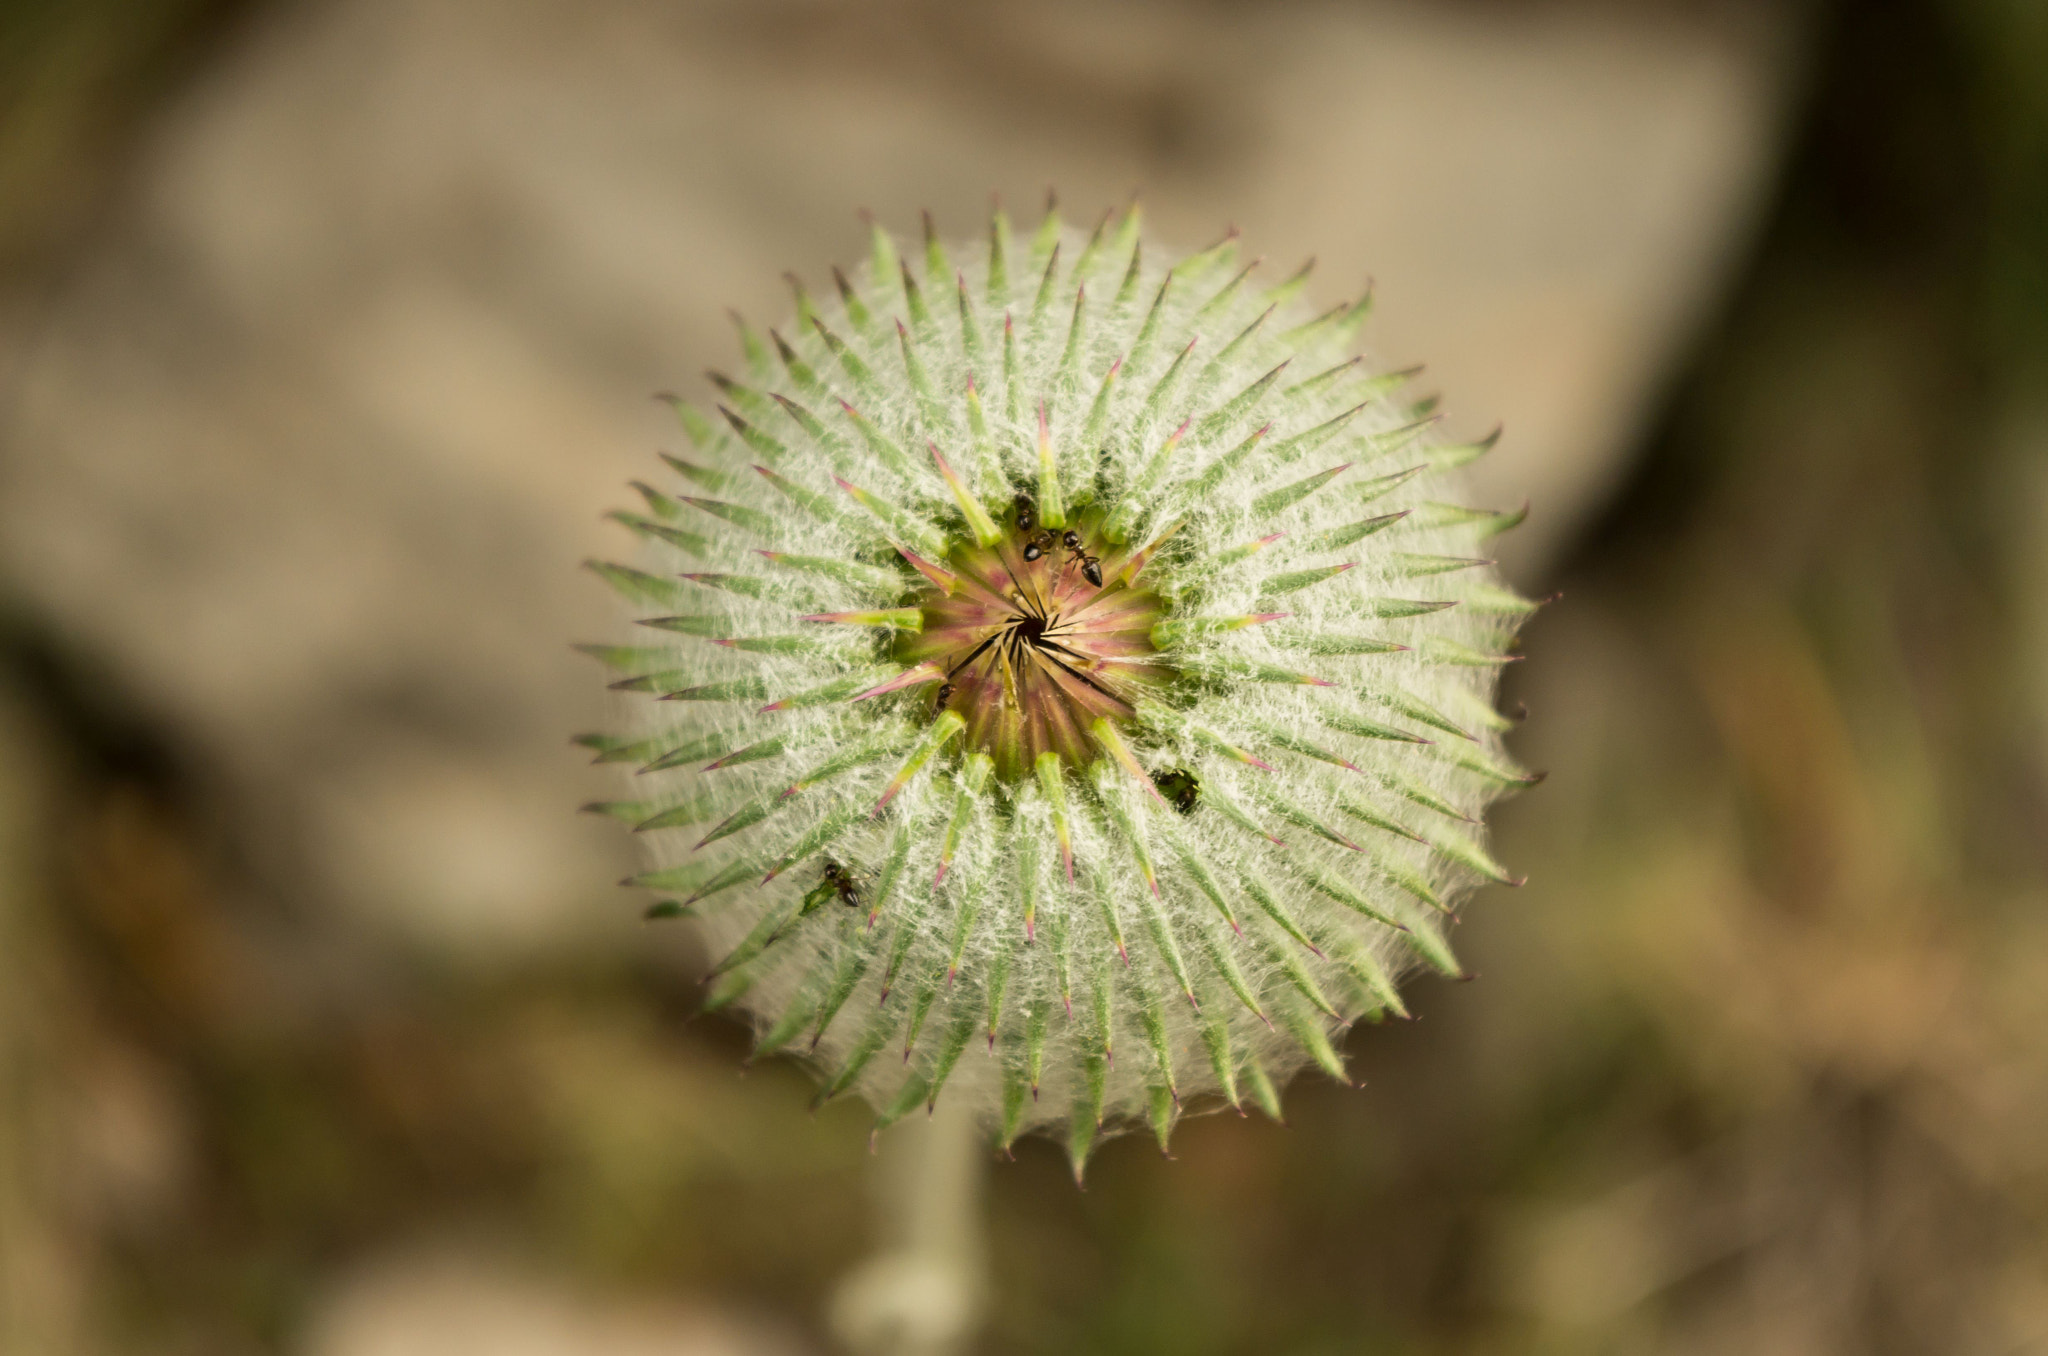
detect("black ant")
(1018, 523), (1104, 587)
(1009, 494), (1105, 586)
(1058, 529), (1104, 588)
(1151, 767), (1201, 815)
(933, 681), (953, 712)
(804, 858), (862, 912)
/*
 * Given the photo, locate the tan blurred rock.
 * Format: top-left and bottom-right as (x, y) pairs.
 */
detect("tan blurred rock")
(301, 1249), (809, 1356)
(0, 0), (1795, 957)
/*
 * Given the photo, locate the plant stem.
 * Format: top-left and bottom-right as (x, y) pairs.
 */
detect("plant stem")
(827, 1097), (988, 1355)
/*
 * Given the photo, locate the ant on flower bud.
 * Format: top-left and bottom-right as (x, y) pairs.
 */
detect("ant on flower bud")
(1151, 767), (1201, 815)
(1050, 528), (1104, 588)
(803, 858), (862, 912)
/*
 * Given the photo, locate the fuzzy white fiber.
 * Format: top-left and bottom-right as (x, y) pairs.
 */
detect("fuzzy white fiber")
(579, 205), (1533, 1172)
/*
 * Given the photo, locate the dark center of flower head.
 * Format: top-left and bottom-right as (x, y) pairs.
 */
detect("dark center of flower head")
(899, 507), (1174, 780)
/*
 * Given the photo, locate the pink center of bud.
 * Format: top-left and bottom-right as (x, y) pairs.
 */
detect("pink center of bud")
(898, 513), (1173, 779)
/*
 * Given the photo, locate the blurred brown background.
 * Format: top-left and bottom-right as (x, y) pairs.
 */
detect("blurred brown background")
(3, 0), (2045, 1353)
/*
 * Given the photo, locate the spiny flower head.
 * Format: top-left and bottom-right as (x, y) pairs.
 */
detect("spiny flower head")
(577, 201), (1536, 1176)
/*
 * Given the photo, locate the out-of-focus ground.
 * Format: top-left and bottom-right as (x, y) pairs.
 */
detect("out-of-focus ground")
(2, 1), (2044, 1353)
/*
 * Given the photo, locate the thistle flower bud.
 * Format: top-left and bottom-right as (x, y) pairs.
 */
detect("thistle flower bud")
(578, 200), (1535, 1176)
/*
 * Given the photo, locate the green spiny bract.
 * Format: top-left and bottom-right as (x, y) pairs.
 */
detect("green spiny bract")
(578, 201), (1536, 1177)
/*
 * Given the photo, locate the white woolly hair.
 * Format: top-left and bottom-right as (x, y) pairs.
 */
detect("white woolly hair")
(577, 203), (1535, 1175)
